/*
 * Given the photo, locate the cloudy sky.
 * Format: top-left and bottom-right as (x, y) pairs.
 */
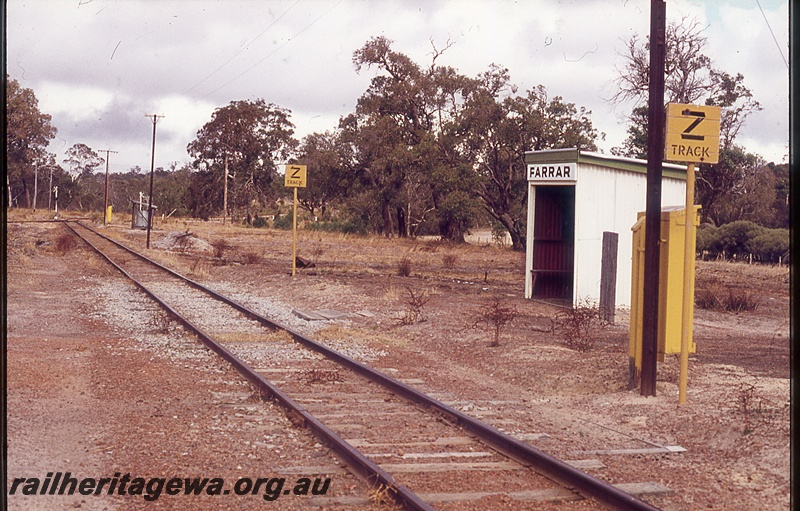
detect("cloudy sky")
(7, 0), (789, 174)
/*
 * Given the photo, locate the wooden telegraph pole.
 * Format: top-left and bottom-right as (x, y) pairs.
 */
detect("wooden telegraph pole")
(145, 114), (164, 249)
(640, 0), (667, 397)
(100, 149), (118, 225)
(223, 153), (229, 225)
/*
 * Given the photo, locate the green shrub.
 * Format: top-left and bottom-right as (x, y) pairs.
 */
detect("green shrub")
(712, 221), (765, 258)
(252, 215), (268, 228)
(272, 213), (293, 230)
(696, 223), (718, 254)
(697, 221), (788, 263)
(746, 229), (789, 263)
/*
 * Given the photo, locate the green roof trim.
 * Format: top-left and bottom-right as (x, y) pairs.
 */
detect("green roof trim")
(524, 148), (687, 181)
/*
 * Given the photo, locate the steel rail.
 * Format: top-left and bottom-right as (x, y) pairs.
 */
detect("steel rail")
(68, 221), (662, 511)
(64, 222), (434, 511)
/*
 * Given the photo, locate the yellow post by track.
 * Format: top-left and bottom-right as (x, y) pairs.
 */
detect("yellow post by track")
(284, 165), (307, 277)
(665, 102), (720, 404)
(679, 163), (696, 404)
(292, 186), (298, 276)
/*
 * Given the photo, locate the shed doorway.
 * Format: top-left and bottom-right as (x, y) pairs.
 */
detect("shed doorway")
(532, 185), (575, 300)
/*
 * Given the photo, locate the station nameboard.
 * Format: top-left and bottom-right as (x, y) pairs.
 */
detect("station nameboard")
(284, 164), (307, 188)
(665, 103), (721, 164)
(527, 163), (577, 182)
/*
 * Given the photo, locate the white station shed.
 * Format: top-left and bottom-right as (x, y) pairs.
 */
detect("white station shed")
(524, 148), (687, 308)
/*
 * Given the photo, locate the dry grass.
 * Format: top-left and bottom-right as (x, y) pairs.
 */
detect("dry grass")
(382, 279), (399, 301)
(241, 251), (263, 264)
(396, 257), (413, 277)
(695, 277), (761, 312)
(111, 220), (525, 285)
(210, 238), (232, 259)
(54, 233), (78, 255)
(315, 324), (408, 347)
(146, 250), (180, 266)
(441, 253), (458, 269)
(298, 368), (343, 384)
(214, 330), (295, 344)
(193, 260), (215, 278)
(696, 260), (788, 292)
(367, 484), (402, 510)
(49, 216), (523, 288)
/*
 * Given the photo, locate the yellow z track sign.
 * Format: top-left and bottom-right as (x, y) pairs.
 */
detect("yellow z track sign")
(284, 165), (307, 188)
(665, 103), (721, 164)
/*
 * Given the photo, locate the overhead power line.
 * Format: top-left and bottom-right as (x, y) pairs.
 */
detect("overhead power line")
(755, 0), (789, 70)
(183, 0), (301, 95)
(198, 0), (344, 101)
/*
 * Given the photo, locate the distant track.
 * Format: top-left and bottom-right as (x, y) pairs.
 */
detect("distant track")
(64, 220), (662, 511)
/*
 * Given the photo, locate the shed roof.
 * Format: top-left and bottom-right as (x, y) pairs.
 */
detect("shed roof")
(524, 148), (688, 180)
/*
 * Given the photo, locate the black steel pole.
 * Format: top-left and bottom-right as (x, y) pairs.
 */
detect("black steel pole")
(146, 115), (158, 249)
(640, 0), (667, 396)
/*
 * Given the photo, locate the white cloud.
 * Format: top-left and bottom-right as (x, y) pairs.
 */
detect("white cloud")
(37, 82), (116, 120)
(7, 0), (789, 171)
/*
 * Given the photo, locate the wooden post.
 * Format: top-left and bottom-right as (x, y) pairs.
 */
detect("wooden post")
(600, 231), (618, 324)
(641, 0), (667, 397)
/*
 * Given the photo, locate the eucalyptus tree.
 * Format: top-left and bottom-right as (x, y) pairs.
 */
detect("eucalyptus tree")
(453, 66), (599, 251)
(60, 143), (105, 210)
(611, 17), (761, 152)
(187, 99), (297, 221)
(343, 36), (479, 240)
(63, 143), (104, 181)
(609, 18), (768, 226)
(6, 75), (58, 208)
(294, 131), (353, 220)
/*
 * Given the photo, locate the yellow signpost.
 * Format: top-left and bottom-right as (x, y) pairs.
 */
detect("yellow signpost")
(284, 164), (308, 188)
(665, 104), (721, 403)
(284, 165), (307, 276)
(665, 103), (721, 164)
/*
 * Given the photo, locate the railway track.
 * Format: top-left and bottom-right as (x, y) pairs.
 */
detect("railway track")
(65, 221), (664, 511)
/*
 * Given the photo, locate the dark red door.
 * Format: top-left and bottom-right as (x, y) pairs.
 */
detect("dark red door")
(532, 186), (575, 299)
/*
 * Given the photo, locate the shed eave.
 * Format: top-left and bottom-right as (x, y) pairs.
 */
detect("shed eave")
(525, 148), (688, 181)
